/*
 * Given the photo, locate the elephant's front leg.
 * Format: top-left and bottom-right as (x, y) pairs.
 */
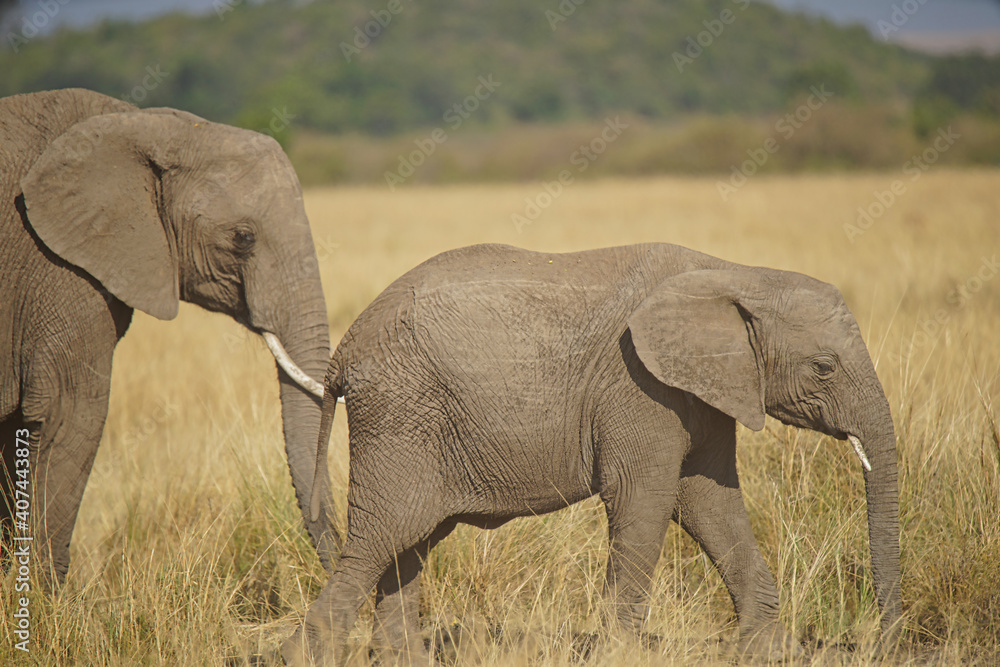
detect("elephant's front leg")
(675, 424), (802, 660)
(24, 392), (110, 589)
(599, 440), (681, 634)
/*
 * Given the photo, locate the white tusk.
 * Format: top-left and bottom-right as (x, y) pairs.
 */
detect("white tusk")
(262, 332), (325, 399)
(848, 435), (872, 472)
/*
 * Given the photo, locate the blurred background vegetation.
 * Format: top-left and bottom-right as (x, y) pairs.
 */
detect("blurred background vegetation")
(2, 0), (1000, 184)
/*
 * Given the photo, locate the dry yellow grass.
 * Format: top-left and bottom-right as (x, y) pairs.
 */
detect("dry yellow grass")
(2, 169), (998, 664)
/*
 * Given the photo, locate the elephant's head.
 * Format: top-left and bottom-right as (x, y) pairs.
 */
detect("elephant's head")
(18, 107), (338, 566)
(629, 268), (901, 644)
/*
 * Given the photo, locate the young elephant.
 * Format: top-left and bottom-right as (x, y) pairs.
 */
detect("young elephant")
(284, 243), (901, 664)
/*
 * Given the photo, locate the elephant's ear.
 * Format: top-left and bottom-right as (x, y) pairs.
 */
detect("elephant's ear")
(628, 269), (766, 431)
(20, 111), (188, 320)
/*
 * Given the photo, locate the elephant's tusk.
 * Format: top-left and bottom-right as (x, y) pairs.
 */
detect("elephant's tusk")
(848, 434), (872, 472)
(262, 332), (325, 399)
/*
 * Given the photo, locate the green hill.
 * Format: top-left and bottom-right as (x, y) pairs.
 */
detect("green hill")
(6, 0), (1000, 183)
(2, 0), (927, 134)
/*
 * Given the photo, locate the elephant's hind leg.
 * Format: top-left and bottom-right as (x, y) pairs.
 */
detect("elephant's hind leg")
(371, 521), (456, 664)
(283, 463), (449, 666)
(282, 548), (389, 666)
(371, 547), (426, 664)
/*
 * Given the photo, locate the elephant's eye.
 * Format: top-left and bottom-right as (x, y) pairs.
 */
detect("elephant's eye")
(812, 359), (835, 377)
(232, 228), (256, 254)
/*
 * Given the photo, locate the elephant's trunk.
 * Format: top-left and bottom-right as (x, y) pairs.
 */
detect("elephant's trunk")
(246, 226), (338, 570)
(857, 395), (902, 646)
(272, 298), (338, 570)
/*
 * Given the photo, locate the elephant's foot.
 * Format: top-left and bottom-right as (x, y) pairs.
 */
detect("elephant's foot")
(280, 626), (313, 667)
(368, 637), (433, 666)
(281, 624), (338, 667)
(601, 598), (649, 637)
(736, 622), (803, 662)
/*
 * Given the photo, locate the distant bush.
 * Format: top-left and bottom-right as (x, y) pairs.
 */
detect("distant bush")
(288, 107), (1000, 187)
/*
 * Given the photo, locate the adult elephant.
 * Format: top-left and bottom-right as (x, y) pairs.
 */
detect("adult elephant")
(284, 243), (901, 664)
(0, 88), (337, 586)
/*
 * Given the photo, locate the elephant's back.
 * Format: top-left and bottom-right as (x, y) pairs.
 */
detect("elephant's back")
(336, 243), (638, 351)
(388, 243), (655, 288)
(347, 242), (725, 319)
(332, 242), (723, 377)
(394, 242), (728, 288)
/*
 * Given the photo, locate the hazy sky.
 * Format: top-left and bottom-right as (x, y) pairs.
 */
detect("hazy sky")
(13, 0), (1000, 35)
(766, 0), (1000, 32)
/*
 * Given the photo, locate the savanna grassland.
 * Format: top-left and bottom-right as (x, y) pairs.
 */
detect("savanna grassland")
(2, 169), (999, 665)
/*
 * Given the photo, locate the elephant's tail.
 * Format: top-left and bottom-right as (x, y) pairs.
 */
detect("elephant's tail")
(309, 360), (344, 542)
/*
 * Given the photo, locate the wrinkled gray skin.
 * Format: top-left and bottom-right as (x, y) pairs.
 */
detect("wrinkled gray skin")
(0, 89), (336, 586)
(284, 243), (902, 665)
